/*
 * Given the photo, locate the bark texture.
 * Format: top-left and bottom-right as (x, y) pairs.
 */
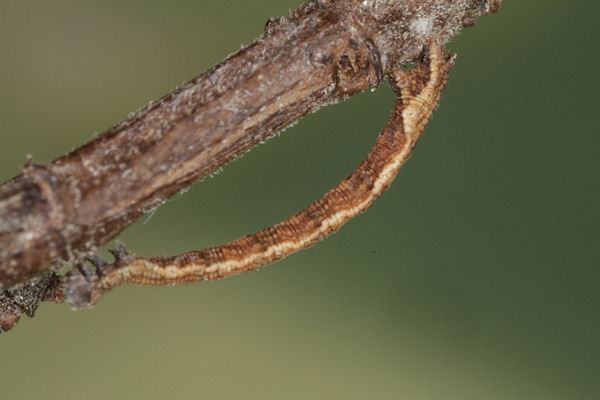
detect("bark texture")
(0, 0), (504, 333)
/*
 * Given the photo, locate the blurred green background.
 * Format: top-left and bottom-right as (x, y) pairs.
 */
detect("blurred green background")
(1, 1), (599, 398)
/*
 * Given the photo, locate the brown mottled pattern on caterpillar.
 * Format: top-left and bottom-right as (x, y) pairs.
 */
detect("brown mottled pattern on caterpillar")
(69, 41), (455, 307)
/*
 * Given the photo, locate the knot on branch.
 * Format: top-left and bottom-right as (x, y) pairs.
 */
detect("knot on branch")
(334, 38), (382, 97)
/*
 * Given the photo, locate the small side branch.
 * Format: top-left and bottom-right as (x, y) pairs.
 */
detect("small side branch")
(0, 273), (64, 333)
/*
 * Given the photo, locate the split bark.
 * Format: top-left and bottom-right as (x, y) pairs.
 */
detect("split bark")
(0, 0), (504, 333)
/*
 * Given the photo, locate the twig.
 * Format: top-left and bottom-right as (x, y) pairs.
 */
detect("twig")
(0, 0), (504, 333)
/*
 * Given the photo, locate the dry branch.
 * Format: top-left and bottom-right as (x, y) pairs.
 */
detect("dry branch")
(0, 0), (504, 333)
